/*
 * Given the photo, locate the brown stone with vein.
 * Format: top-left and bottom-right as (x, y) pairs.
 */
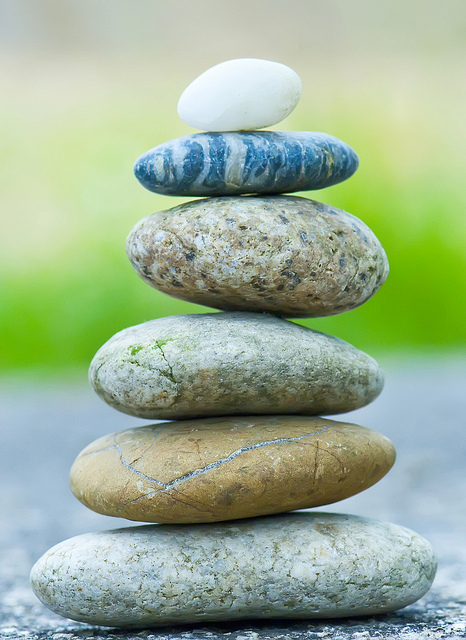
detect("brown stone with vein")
(69, 416), (395, 524)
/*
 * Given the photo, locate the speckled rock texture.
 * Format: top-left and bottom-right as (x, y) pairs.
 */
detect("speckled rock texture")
(133, 132), (359, 197)
(126, 196), (389, 317)
(69, 416), (396, 524)
(30, 513), (437, 628)
(89, 312), (383, 419)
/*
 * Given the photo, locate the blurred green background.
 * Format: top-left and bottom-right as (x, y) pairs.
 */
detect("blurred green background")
(1, 0), (465, 378)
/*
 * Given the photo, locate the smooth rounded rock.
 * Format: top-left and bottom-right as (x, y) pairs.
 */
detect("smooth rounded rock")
(70, 416), (396, 524)
(177, 58), (302, 131)
(133, 131), (359, 197)
(30, 513), (437, 628)
(126, 196), (389, 318)
(89, 312), (383, 420)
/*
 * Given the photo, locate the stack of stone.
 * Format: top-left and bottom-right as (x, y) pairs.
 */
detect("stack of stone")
(31, 59), (436, 629)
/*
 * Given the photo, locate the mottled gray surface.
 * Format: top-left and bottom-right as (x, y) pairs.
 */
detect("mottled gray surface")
(89, 312), (383, 419)
(1, 355), (466, 639)
(30, 514), (436, 628)
(126, 196), (388, 318)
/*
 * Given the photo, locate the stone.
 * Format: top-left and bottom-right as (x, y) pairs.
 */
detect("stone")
(70, 416), (396, 524)
(126, 195), (389, 318)
(89, 312), (383, 420)
(133, 131), (358, 197)
(177, 58), (302, 132)
(30, 513), (437, 628)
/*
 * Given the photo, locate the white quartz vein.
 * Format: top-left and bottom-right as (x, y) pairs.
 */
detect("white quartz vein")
(114, 423), (335, 508)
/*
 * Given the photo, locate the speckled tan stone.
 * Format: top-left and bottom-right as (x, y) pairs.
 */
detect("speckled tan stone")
(89, 312), (383, 419)
(126, 196), (389, 317)
(30, 513), (437, 628)
(70, 416), (396, 524)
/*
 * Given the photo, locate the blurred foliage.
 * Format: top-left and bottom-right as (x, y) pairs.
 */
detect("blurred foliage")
(1, 55), (465, 376)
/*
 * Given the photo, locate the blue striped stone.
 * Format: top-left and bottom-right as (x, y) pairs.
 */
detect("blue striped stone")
(134, 131), (359, 197)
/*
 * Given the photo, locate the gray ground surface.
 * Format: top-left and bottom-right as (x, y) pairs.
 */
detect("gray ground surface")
(1, 355), (465, 639)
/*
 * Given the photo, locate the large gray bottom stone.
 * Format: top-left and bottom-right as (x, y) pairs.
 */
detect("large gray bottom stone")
(30, 513), (436, 629)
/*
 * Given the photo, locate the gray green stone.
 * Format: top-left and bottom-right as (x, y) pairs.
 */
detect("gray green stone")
(89, 312), (383, 420)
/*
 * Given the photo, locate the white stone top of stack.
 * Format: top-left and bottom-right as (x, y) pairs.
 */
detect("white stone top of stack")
(177, 58), (302, 132)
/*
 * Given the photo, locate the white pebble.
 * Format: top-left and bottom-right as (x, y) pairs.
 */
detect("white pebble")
(177, 58), (302, 132)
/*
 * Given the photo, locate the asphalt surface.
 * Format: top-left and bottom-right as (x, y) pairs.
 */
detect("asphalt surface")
(1, 355), (465, 639)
